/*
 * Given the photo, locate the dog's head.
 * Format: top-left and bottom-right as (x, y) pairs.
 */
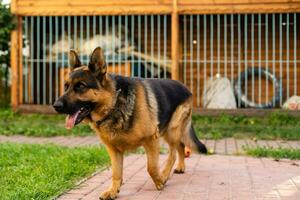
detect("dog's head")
(53, 47), (114, 129)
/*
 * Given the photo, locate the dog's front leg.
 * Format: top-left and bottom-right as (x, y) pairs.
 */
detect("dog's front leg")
(100, 145), (123, 200)
(143, 138), (165, 190)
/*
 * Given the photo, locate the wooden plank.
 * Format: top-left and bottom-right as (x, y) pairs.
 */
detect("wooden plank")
(18, 16), (23, 104)
(12, 5), (173, 16)
(171, 0), (179, 80)
(193, 108), (300, 117)
(10, 30), (18, 109)
(17, 104), (57, 114)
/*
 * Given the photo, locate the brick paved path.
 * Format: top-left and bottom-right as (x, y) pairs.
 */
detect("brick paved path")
(58, 154), (300, 200)
(0, 135), (299, 155)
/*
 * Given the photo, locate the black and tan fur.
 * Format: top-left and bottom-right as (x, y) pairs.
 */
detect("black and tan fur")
(53, 47), (207, 200)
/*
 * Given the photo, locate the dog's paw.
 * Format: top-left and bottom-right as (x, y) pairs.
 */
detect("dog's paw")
(155, 176), (167, 190)
(99, 189), (118, 200)
(174, 166), (185, 174)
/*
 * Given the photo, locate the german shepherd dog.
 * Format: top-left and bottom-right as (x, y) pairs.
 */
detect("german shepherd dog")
(53, 47), (207, 200)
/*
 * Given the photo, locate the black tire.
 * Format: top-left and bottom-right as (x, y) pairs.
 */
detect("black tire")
(234, 67), (282, 108)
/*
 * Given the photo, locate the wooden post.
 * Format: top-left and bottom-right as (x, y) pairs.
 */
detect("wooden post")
(171, 0), (179, 80)
(10, 30), (18, 109)
(18, 16), (23, 104)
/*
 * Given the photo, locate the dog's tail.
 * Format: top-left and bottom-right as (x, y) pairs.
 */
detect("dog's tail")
(183, 124), (207, 154)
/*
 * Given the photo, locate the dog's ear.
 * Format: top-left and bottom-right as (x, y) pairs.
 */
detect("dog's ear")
(88, 47), (106, 79)
(69, 50), (82, 70)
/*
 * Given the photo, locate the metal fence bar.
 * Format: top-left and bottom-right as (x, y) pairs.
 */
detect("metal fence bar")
(157, 15), (161, 78)
(286, 13), (290, 99)
(24, 17), (28, 103)
(150, 15), (154, 78)
(279, 13), (283, 105)
(203, 15), (207, 106)
(272, 14), (276, 106)
(190, 15), (193, 92)
(265, 14), (269, 103)
(43, 16), (46, 104)
(80, 16), (83, 61)
(231, 14), (234, 89)
(144, 15), (148, 78)
(62, 16), (65, 97)
(251, 14), (255, 105)
(86, 16), (90, 62)
(294, 13), (297, 95)
(74, 16), (77, 50)
(49, 16), (53, 104)
(105, 16), (109, 64)
(183, 15), (187, 84)
(55, 16), (59, 100)
(112, 16), (116, 74)
(196, 15), (200, 107)
(217, 14), (220, 75)
(237, 14), (241, 107)
(210, 14), (214, 79)
(258, 14), (261, 105)
(37, 17), (40, 104)
(125, 16), (128, 76)
(224, 15), (227, 78)
(131, 15), (135, 77)
(68, 16), (71, 74)
(118, 15), (121, 75)
(138, 15), (141, 77)
(163, 15), (167, 79)
(244, 14), (248, 107)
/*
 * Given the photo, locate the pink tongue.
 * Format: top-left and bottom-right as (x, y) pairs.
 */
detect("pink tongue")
(65, 111), (80, 130)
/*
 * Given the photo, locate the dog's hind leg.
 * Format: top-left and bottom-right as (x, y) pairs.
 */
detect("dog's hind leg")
(174, 142), (185, 173)
(161, 141), (177, 180)
(143, 137), (165, 190)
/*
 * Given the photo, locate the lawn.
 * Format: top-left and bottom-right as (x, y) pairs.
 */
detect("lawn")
(0, 143), (110, 200)
(1, 108), (300, 140)
(193, 113), (300, 140)
(243, 146), (300, 160)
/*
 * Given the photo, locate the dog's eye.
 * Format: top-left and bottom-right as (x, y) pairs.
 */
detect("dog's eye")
(74, 82), (86, 91)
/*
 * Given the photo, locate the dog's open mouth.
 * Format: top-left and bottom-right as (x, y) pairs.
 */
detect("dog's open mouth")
(65, 106), (91, 129)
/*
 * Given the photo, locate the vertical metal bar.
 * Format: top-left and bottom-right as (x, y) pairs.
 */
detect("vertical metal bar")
(183, 15), (187, 84)
(238, 14), (241, 107)
(106, 16), (109, 64)
(80, 16), (83, 61)
(272, 14), (276, 106)
(231, 14), (234, 89)
(43, 16), (46, 104)
(224, 15), (227, 78)
(251, 14), (255, 105)
(197, 15), (200, 107)
(144, 15), (148, 78)
(164, 15), (167, 79)
(265, 14), (269, 104)
(24, 17), (28, 103)
(190, 15), (193, 92)
(49, 16), (53, 104)
(150, 15), (154, 78)
(203, 15), (207, 106)
(30, 16), (35, 103)
(37, 16), (40, 104)
(99, 16), (102, 39)
(279, 13), (283, 105)
(131, 15), (135, 77)
(125, 16), (128, 76)
(118, 16), (121, 75)
(86, 16), (90, 63)
(258, 14), (261, 105)
(294, 13), (297, 95)
(112, 16), (115, 74)
(286, 13), (290, 99)
(68, 16), (71, 74)
(217, 14), (220, 75)
(158, 15), (161, 78)
(138, 15), (141, 77)
(244, 14), (248, 107)
(210, 14), (214, 79)
(62, 16), (65, 97)
(55, 16), (59, 99)
(74, 16), (77, 50)
(93, 15), (96, 37)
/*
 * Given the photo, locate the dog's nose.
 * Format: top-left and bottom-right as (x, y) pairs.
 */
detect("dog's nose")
(53, 100), (64, 111)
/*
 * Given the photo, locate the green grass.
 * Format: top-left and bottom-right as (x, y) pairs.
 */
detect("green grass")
(0, 108), (94, 136)
(243, 146), (300, 160)
(0, 143), (110, 200)
(193, 113), (300, 140)
(1, 108), (300, 140)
